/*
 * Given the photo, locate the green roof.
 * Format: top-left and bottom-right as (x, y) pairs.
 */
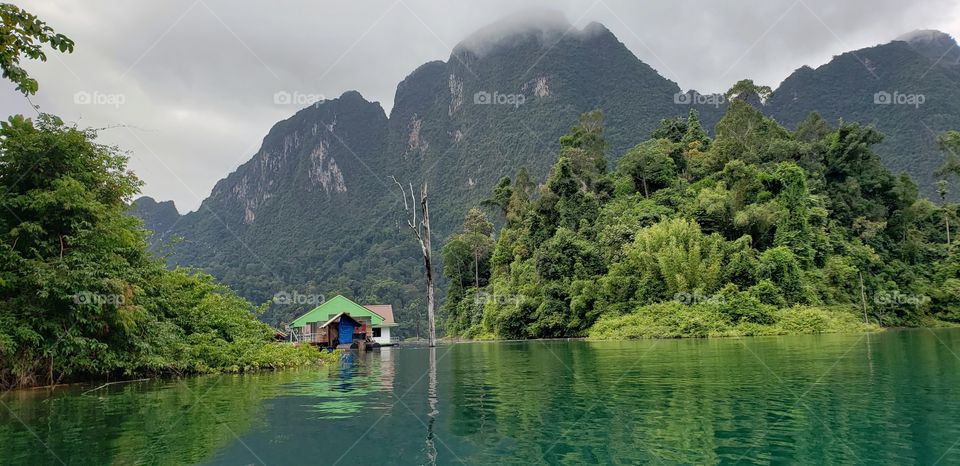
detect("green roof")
(290, 295), (385, 327)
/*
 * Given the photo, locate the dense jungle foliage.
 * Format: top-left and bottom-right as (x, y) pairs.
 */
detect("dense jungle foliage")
(442, 88), (960, 339)
(0, 115), (336, 389)
(0, 6), (337, 389)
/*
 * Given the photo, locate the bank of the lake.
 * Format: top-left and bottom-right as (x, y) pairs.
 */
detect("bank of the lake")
(3, 328), (960, 465)
(588, 304), (883, 339)
(450, 304), (896, 341)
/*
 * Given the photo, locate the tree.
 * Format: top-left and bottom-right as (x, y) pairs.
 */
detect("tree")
(460, 208), (494, 290)
(724, 79), (773, 104)
(773, 163), (814, 264)
(481, 176), (512, 217)
(681, 109), (710, 150)
(534, 228), (603, 282)
(617, 139), (677, 197)
(936, 131), (960, 246)
(559, 110), (607, 187)
(937, 180), (951, 246)
(0, 3), (75, 95)
(560, 110), (606, 160)
(546, 157), (600, 231)
(441, 238), (473, 290)
(0, 114), (324, 388)
(440, 209), (495, 335)
(391, 177), (436, 347)
(623, 218), (728, 299)
(651, 116), (687, 143)
(795, 112), (832, 143)
(547, 156), (579, 198)
(506, 167), (533, 225)
(0, 114), (143, 385)
(440, 236), (472, 333)
(713, 98), (792, 164)
(822, 123), (904, 232)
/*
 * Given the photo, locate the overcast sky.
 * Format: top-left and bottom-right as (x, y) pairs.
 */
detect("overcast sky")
(3, 0), (959, 212)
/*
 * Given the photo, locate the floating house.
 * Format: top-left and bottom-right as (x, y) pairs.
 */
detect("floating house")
(290, 295), (397, 345)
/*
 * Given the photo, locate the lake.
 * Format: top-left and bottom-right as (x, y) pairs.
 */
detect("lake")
(2, 329), (960, 465)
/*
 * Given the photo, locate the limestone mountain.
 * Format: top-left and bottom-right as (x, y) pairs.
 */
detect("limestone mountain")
(134, 17), (726, 332)
(129, 196), (180, 244)
(766, 30), (960, 199)
(895, 30), (960, 70)
(132, 18), (960, 333)
(384, 18), (728, 235)
(150, 91), (414, 320)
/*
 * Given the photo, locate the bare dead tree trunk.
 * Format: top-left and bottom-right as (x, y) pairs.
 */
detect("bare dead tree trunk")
(422, 186), (436, 347)
(859, 272), (869, 324)
(392, 177), (436, 347)
(946, 214), (952, 247)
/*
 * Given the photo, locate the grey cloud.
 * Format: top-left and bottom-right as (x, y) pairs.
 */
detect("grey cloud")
(3, 0), (958, 212)
(455, 9), (592, 57)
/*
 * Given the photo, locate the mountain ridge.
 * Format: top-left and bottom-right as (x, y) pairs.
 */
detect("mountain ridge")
(767, 32), (960, 197)
(131, 18), (960, 333)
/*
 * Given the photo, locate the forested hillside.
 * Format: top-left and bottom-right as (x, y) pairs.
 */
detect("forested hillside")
(442, 93), (960, 339)
(130, 17), (960, 337)
(133, 17), (726, 334)
(767, 30), (960, 201)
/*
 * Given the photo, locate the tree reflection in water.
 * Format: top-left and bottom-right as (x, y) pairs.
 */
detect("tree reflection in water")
(425, 346), (439, 465)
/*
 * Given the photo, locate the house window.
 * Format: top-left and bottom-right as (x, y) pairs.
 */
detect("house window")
(372, 328), (382, 338)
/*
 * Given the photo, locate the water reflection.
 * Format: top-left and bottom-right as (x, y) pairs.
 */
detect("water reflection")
(3, 332), (960, 465)
(379, 346), (396, 392)
(284, 350), (397, 420)
(446, 331), (960, 465)
(425, 346), (439, 466)
(0, 349), (402, 465)
(1, 373), (282, 465)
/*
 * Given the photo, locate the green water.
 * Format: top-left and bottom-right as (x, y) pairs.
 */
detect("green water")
(2, 329), (960, 465)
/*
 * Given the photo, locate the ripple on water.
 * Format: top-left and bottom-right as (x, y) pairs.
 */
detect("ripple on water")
(3, 331), (960, 465)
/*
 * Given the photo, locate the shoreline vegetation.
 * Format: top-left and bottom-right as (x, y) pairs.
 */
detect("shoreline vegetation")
(444, 319), (960, 343)
(0, 114), (338, 389)
(3, 349), (343, 395)
(589, 304), (879, 340)
(440, 83), (960, 341)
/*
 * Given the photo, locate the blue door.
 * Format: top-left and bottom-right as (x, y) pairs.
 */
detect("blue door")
(338, 319), (355, 344)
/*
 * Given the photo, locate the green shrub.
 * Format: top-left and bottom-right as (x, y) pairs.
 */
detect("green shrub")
(775, 306), (875, 334)
(719, 291), (777, 324)
(589, 302), (877, 340)
(589, 302), (732, 339)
